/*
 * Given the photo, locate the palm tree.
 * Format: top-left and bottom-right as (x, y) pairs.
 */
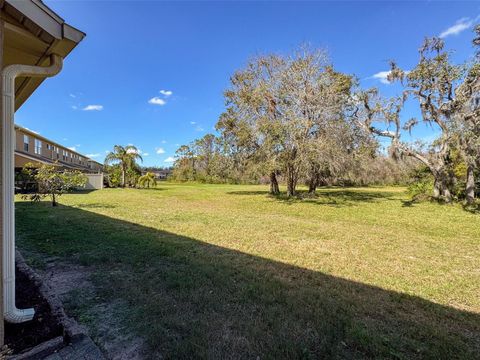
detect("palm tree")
(104, 145), (143, 187)
(138, 172), (157, 188)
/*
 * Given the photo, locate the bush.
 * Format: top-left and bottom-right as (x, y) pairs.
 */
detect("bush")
(22, 163), (87, 206)
(407, 166), (434, 201)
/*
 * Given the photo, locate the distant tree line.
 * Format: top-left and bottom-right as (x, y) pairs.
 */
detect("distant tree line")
(172, 29), (480, 203)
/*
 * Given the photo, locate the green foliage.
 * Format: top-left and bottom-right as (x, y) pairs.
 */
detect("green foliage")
(126, 165), (141, 187)
(104, 145), (143, 187)
(105, 164), (122, 188)
(138, 172), (157, 188)
(15, 162), (38, 193)
(22, 163), (87, 206)
(407, 166), (434, 201)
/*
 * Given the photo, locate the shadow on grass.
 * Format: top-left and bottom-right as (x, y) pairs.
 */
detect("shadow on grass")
(15, 202), (480, 359)
(136, 187), (167, 191)
(462, 202), (480, 214)
(69, 189), (98, 195)
(73, 203), (117, 209)
(228, 188), (398, 207)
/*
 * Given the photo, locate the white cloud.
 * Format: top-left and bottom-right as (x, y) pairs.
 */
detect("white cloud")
(71, 105), (78, 110)
(439, 17), (476, 38)
(148, 97), (166, 105)
(68, 146), (77, 151)
(143, 153), (149, 156)
(159, 90), (173, 97)
(82, 105), (103, 111)
(372, 71), (392, 85)
(69, 93), (76, 98)
(127, 147), (142, 155)
(156, 147), (165, 154)
(190, 121), (196, 125)
(161, 140), (167, 144)
(195, 126), (205, 132)
(86, 153), (100, 158)
(164, 156), (175, 163)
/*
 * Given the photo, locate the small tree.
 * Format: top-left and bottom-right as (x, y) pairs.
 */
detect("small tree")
(104, 145), (143, 187)
(23, 163), (87, 206)
(138, 172), (157, 188)
(15, 162), (38, 193)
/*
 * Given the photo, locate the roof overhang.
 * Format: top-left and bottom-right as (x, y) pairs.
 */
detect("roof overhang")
(1, 0), (85, 110)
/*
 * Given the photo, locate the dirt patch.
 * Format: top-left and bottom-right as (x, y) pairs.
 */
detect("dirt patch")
(41, 260), (95, 299)
(92, 301), (145, 360)
(40, 261), (146, 360)
(4, 267), (63, 353)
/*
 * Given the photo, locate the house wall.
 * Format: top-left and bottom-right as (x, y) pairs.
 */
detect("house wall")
(84, 173), (103, 190)
(87, 161), (103, 173)
(14, 127), (103, 173)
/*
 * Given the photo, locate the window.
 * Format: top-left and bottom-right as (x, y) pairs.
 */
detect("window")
(23, 135), (29, 152)
(34, 139), (42, 155)
(46, 144), (52, 150)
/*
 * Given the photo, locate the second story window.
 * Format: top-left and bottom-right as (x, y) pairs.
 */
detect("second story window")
(34, 139), (42, 155)
(23, 135), (29, 152)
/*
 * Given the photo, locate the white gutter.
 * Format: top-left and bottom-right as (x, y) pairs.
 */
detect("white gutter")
(1, 54), (62, 323)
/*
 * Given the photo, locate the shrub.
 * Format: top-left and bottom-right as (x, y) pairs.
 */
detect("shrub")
(407, 166), (434, 201)
(22, 163), (87, 206)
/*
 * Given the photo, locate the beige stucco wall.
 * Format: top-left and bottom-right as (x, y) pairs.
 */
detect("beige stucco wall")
(85, 173), (103, 190)
(14, 127), (102, 172)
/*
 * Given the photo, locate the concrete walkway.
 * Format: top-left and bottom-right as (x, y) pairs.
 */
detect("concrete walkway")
(44, 335), (104, 360)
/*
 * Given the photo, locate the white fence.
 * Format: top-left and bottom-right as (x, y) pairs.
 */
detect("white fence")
(84, 173), (103, 190)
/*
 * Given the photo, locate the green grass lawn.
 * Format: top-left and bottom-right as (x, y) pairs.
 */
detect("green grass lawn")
(15, 183), (480, 359)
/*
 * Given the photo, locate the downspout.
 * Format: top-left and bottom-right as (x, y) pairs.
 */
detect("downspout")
(1, 54), (62, 323)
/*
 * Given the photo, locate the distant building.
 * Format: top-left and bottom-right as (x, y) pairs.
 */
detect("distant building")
(15, 125), (103, 173)
(15, 125), (104, 190)
(142, 168), (172, 180)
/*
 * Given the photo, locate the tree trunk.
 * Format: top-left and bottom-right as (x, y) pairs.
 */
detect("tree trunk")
(433, 170), (453, 203)
(308, 175), (318, 195)
(433, 178), (441, 199)
(121, 166), (126, 188)
(52, 193), (57, 207)
(286, 166), (297, 197)
(466, 163), (475, 205)
(269, 172), (280, 195)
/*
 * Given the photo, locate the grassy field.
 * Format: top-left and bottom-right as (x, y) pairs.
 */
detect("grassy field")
(15, 183), (480, 359)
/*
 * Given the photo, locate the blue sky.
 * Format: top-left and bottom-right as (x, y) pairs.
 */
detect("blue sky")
(16, 1), (480, 166)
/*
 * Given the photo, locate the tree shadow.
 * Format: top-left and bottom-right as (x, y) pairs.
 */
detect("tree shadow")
(228, 188), (399, 207)
(72, 203), (117, 209)
(462, 202), (480, 214)
(69, 189), (97, 195)
(15, 202), (480, 359)
(136, 187), (167, 191)
(227, 190), (271, 196)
